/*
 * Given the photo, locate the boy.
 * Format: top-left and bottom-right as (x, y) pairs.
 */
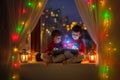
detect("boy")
(63, 25), (86, 63)
(41, 30), (65, 64)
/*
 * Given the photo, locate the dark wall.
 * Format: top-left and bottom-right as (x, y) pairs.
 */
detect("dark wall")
(0, 0), (10, 80)
(31, 19), (41, 52)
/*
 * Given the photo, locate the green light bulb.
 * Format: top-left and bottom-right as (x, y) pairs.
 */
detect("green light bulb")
(104, 11), (110, 19)
(16, 25), (22, 33)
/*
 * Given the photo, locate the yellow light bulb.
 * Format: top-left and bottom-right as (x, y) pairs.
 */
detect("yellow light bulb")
(21, 21), (25, 25)
(13, 47), (18, 52)
(38, 2), (42, 8)
(12, 75), (17, 79)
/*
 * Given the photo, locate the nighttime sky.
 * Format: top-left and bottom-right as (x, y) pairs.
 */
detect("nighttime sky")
(45, 0), (82, 22)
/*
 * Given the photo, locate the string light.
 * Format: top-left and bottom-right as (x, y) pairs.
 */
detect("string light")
(38, 2), (42, 8)
(11, 33), (19, 42)
(100, 0), (105, 7)
(21, 21), (25, 25)
(12, 55), (16, 61)
(13, 47), (18, 52)
(104, 11), (110, 19)
(13, 62), (19, 68)
(27, 1), (35, 8)
(91, 4), (96, 9)
(22, 8), (27, 14)
(16, 25), (23, 33)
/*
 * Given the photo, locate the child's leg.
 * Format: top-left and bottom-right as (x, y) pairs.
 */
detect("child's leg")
(41, 53), (52, 63)
(64, 51), (74, 59)
(52, 54), (65, 63)
(66, 55), (84, 63)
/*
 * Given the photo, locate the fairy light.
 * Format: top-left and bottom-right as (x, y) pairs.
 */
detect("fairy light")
(22, 8), (27, 14)
(11, 33), (19, 42)
(21, 21), (25, 25)
(12, 55), (16, 61)
(27, 1), (35, 8)
(38, 2), (42, 8)
(12, 75), (17, 79)
(13, 47), (18, 52)
(104, 11), (110, 19)
(100, 0), (105, 7)
(91, 4), (96, 9)
(16, 24), (23, 33)
(13, 62), (19, 68)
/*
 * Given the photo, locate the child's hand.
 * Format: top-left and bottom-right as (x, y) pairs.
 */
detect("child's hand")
(79, 52), (84, 55)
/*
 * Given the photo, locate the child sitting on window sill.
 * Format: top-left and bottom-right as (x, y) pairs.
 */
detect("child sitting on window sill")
(41, 30), (65, 64)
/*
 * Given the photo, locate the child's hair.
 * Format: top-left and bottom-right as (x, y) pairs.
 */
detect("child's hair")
(51, 30), (62, 38)
(72, 25), (82, 32)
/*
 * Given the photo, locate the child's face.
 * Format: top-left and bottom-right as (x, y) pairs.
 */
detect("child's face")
(53, 36), (62, 43)
(72, 31), (81, 40)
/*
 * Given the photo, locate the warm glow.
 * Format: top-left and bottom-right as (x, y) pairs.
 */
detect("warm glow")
(21, 21), (25, 25)
(100, 0), (105, 7)
(113, 48), (117, 51)
(46, 29), (49, 32)
(13, 47), (18, 52)
(89, 55), (96, 62)
(12, 75), (17, 79)
(38, 2), (42, 8)
(90, 55), (94, 61)
(12, 74), (19, 80)
(82, 24), (87, 30)
(20, 54), (28, 63)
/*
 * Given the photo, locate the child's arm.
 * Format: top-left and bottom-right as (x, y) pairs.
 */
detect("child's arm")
(79, 40), (86, 55)
(45, 43), (53, 55)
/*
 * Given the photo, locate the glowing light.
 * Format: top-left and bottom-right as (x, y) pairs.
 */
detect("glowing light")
(66, 40), (70, 43)
(100, 0), (105, 7)
(87, 0), (92, 6)
(21, 21), (25, 25)
(11, 33), (19, 42)
(104, 19), (109, 27)
(38, 2), (42, 8)
(105, 34), (109, 37)
(12, 55), (16, 61)
(13, 62), (19, 68)
(104, 11), (110, 19)
(16, 25), (23, 33)
(20, 54), (28, 63)
(46, 29), (49, 32)
(12, 75), (17, 79)
(109, 7), (111, 10)
(108, 48), (111, 51)
(113, 48), (117, 51)
(13, 47), (18, 52)
(108, 42), (112, 45)
(27, 1), (35, 8)
(100, 64), (109, 75)
(22, 8), (27, 14)
(12, 74), (19, 80)
(91, 4), (96, 9)
(82, 24), (87, 30)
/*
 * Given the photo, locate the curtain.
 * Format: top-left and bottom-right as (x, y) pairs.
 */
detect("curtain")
(7, 0), (48, 50)
(6, 0), (48, 64)
(75, 0), (100, 64)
